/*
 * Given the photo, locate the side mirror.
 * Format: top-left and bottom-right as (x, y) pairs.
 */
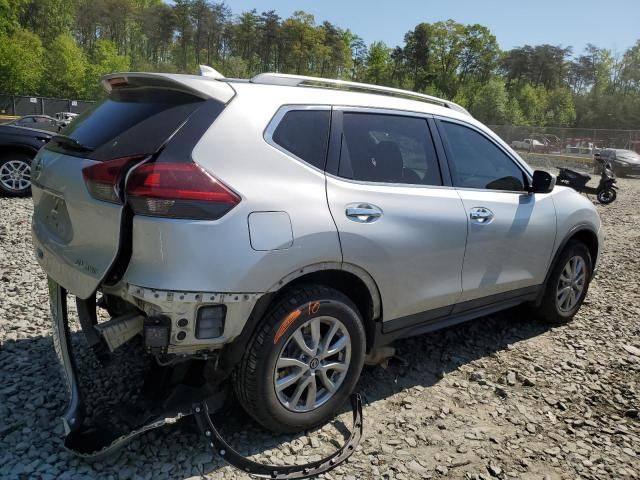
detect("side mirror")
(530, 170), (555, 193)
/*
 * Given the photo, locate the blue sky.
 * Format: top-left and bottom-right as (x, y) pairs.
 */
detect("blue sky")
(215, 0), (640, 55)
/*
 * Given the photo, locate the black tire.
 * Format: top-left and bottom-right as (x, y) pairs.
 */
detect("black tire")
(597, 188), (616, 204)
(233, 284), (366, 433)
(0, 152), (32, 197)
(536, 241), (592, 324)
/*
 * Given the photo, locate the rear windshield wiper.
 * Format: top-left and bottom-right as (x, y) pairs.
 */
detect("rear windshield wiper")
(51, 134), (94, 153)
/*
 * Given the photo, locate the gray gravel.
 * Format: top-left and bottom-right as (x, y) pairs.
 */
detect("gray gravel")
(1, 178), (639, 480)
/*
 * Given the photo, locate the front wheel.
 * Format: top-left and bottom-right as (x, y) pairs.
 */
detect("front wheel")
(597, 187), (617, 204)
(233, 285), (366, 433)
(0, 153), (32, 197)
(536, 241), (592, 324)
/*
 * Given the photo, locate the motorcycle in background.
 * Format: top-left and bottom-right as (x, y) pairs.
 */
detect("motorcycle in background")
(556, 163), (618, 205)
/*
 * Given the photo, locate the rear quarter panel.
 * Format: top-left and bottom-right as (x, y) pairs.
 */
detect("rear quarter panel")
(123, 90), (342, 293)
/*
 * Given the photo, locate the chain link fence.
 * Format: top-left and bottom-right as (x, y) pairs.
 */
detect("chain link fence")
(489, 124), (640, 155)
(489, 125), (640, 173)
(0, 94), (95, 119)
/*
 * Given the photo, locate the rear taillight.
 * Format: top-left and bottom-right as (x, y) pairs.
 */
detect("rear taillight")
(125, 162), (240, 219)
(82, 156), (145, 204)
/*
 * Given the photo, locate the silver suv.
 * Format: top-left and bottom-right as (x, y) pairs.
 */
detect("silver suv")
(32, 71), (602, 435)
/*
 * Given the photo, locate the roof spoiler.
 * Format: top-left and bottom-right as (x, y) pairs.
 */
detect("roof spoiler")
(101, 72), (235, 103)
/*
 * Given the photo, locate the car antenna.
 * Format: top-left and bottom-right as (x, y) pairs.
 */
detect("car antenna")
(198, 65), (224, 79)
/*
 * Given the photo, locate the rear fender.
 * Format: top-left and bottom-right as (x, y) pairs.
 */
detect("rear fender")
(265, 261), (382, 321)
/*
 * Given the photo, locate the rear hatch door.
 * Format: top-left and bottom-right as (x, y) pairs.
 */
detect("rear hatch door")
(32, 75), (232, 298)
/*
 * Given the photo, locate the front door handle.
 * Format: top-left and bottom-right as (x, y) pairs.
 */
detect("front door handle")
(345, 203), (383, 223)
(469, 207), (494, 224)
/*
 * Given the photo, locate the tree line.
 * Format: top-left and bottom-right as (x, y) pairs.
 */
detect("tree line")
(1, 0), (639, 129)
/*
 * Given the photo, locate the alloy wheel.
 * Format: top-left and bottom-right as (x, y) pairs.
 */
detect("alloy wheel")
(556, 255), (587, 313)
(274, 316), (351, 413)
(0, 159), (31, 193)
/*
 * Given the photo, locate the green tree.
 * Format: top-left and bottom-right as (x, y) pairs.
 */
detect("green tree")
(257, 10), (281, 71)
(546, 87), (576, 126)
(516, 83), (549, 125)
(44, 33), (88, 98)
(364, 41), (390, 84)
(221, 56), (248, 78)
(139, 2), (175, 67)
(86, 39), (130, 97)
(504, 97), (525, 125)
(459, 24), (499, 85)
(347, 32), (367, 80)
(620, 40), (640, 93)
(172, 0), (193, 71)
(19, 0), (76, 44)
(231, 9), (260, 71)
(469, 78), (508, 124)
(403, 23), (433, 91)
(1, 0), (639, 130)
(0, 28), (45, 94)
(0, 0), (26, 34)
(430, 20), (465, 98)
(280, 11), (323, 75)
(319, 21), (350, 78)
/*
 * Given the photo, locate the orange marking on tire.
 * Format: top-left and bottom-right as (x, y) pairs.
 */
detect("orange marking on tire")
(308, 302), (320, 315)
(274, 309), (301, 344)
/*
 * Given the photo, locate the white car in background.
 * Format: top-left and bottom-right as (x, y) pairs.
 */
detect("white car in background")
(511, 138), (544, 151)
(54, 111), (79, 128)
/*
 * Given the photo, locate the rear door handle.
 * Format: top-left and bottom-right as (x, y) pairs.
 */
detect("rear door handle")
(469, 207), (494, 224)
(345, 203), (383, 223)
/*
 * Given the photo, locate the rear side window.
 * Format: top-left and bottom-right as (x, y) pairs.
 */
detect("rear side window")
(46, 89), (206, 161)
(440, 121), (526, 191)
(272, 110), (330, 169)
(339, 113), (441, 186)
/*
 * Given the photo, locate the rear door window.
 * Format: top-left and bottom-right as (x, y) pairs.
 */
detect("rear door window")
(338, 112), (442, 186)
(272, 109), (330, 170)
(46, 89), (207, 161)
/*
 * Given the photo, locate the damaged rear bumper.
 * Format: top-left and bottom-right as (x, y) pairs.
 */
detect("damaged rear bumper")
(48, 278), (201, 459)
(47, 277), (363, 476)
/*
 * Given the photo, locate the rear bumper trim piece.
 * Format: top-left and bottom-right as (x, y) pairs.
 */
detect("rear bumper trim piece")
(192, 394), (364, 479)
(49, 277), (85, 434)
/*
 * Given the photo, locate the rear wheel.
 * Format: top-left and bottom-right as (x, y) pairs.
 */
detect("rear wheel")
(0, 153), (32, 197)
(234, 285), (366, 433)
(536, 241), (592, 324)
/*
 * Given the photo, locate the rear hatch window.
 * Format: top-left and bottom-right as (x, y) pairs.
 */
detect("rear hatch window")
(46, 89), (204, 161)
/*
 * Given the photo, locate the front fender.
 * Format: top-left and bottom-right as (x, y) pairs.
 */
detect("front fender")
(551, 187), (601, 249)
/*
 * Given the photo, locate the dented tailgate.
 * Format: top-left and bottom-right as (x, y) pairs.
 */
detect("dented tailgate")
(31, 150), (124, 299)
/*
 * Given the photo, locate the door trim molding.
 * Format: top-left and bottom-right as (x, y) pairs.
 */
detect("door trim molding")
(375, 284), (541, 347)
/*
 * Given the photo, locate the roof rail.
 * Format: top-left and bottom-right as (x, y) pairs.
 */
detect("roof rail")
(250, 73), (471, 116)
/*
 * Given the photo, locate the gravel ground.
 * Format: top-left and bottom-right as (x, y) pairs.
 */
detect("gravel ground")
(1, 177), (639, 480)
